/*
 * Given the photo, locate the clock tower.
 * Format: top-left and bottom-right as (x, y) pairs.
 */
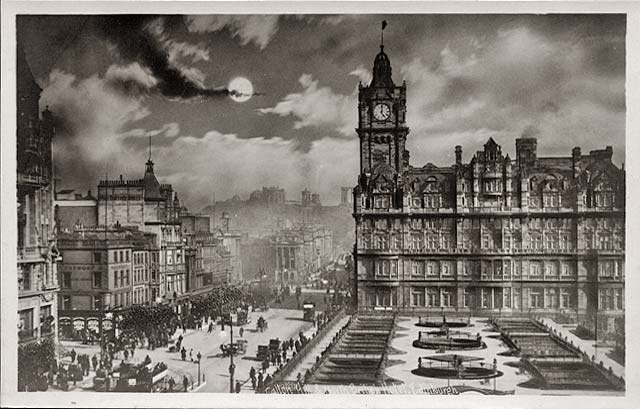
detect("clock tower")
(357, 44), (409, 177)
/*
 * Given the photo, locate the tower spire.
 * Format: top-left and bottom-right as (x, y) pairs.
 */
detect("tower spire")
(381, 20), (387, 48)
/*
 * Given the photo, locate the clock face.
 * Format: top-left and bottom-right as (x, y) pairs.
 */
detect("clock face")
(373, 103), (391, 121)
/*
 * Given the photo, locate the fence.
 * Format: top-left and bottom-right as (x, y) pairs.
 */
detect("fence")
(261, 305), (347, 391)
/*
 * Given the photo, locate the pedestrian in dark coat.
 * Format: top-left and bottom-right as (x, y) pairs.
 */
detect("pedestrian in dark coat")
(181, 347), (187, 361)
(183, 375), (189, 392)
(92, 355), (98, 372)
(235, 381), (242, 393)
(70, 349), (77, 363)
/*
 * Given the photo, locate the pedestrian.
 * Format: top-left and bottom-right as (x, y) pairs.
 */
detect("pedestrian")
(190, 349), (193, 362)
(277, 354), (282, 366)
(262, 359), (269, 371)
(289, 338), (294, 351)
(235, 380), (242, 393)
(124, 349), (129, 360)
(131, 346), (135, 359)
(92, 355), (98, 372)
(70, 348), (76, 363)
(239, 327), (244, 338)
(251, 376), (256, 390)
(265, 374), (272, 384)
(181, 347), (187, 361)
(182, 375), (189, 392)
(418, 357), (422, 367)
(208, 322), (214, 334)
(144, 354), (152, 365)
(168, 377), (175, 392)
(282, 350), (287, 362)
(250, 366), (256, 380)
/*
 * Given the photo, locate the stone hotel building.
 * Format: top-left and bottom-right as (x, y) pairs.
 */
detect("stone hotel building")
(353, 43), (625, 334)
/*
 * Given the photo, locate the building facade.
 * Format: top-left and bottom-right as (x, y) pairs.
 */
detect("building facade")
(97, 156), (185, 304)
(17, 44), (59, 346)
(353, 43), (625, 335)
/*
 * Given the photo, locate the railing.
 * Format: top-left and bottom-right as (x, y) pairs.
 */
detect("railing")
(263, 306), (347, 391)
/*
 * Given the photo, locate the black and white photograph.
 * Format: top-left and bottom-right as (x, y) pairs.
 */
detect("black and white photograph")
(2, 2), (638, 408)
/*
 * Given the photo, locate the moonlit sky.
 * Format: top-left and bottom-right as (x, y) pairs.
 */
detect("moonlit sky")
(18, 14), (625, 210)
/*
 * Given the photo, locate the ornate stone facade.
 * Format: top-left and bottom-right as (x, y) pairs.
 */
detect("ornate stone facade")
(17, 44), (59, 345)
(353, 43), (625, 334)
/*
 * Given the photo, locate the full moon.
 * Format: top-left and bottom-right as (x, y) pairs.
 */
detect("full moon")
(228, 77), (253, 103)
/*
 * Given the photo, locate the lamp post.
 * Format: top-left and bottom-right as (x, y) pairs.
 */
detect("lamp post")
(221, 317), (235, 393)
(196, 351), (202, 386)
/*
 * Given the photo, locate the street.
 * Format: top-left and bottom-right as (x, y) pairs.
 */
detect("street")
(60, 307), (315, 393)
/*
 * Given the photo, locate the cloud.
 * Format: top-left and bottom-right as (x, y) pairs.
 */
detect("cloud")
(40, 69), (151, 187)
(396, 26), (625, 166)
(165, 39), (210, 64)
(122, 122), (181, 139)
(94, 15), (231, 101)
(104, 63), (158, 95)
(152, 132), (358, 209)
(185, 15), (280, 50)
(258, 70), (371, 137)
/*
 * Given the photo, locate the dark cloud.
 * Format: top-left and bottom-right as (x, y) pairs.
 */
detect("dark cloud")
(92, 15), (235, 100)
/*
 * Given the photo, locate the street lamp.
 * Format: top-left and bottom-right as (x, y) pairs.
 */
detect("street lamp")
(196, 351), (202, 386)
(220, 318), (235, 393)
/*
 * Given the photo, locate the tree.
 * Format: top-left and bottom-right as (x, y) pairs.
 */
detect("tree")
(18, 338), (56, 391)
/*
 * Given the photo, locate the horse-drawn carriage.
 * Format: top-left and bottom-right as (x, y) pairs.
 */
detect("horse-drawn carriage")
(256, 316), (268, 332)
(220, 339), (247, 357)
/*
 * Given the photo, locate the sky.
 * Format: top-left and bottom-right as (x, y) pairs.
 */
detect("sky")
(17, 14), (626, 210)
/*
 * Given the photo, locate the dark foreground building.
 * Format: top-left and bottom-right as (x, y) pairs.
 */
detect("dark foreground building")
(353, 42), (625, 337)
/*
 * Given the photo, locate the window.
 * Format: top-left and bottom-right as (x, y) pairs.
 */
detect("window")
(126, 251), (130, 262)
(411, 260), (424, 277)
(93, 295), (102, 310)
(427, 288), (440, 307)
(530, 289), (543, 308)
(119, 251), (124, 263)
(561, 263), (571, 276)
(560, 289), (573, 308)
(545, 262), (557, 277)
(615, 288), (623, 310)
(93, 252), (102, 263)
(426, 261), (438, 276)
(545, 288), (558, 308)
(513, 261), (521, 277)
(411, 288), (425, 307)
(494, 263), (503, 279)
(513, 288), (521, 309)
(464, 288), (474, 308)
(375, 260), (390, 277)
(530, 262), (541, 277)
(19, 309), (34, 332)
(22, 266), (32, 291)
(167, 250), (174, 265)
(481, 288), (491, 308)
(411, 234), (423, 250)
(503, 288), (511, 308)
(441, 289), (453, 307)
(63, 271), (72, 288)
(62, 295), (72, 310)
(125, 270), (130, 286)
(93, 271), (102, 288)
(599, 261), (614, 278)
(426, 234), (438, 250)
(442, 262), (453, 276)
(176, 249), (182, 264)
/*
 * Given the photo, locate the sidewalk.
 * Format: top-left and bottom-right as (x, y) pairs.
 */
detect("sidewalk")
(283, 315), (351, 381)
(538, 317), (625, 378)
